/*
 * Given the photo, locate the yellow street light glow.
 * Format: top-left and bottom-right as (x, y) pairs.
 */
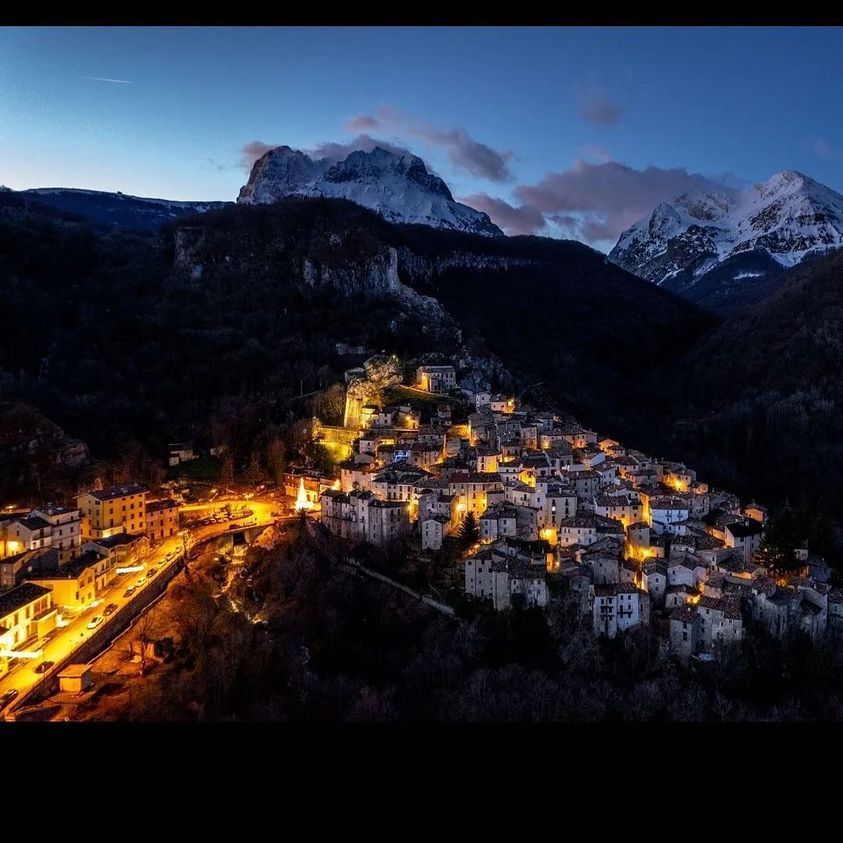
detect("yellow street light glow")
(0, 649), (44, 659)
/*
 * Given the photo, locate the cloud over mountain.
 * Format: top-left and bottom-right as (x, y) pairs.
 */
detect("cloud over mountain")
(471, 160), (726, 244)
(345, 106), (514, 182)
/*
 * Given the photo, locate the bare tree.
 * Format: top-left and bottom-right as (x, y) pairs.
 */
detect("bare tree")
(134, 605), (158, 678)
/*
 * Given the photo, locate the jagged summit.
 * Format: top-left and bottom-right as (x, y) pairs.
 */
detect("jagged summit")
(609, 169), (843, 299)
(237, 144), (502, 236)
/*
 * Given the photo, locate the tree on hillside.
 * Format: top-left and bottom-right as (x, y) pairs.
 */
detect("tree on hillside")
(266, 434), (287, 486)
(312, 383), (346, 425)
(220, 454), (235, 485)
(754, 506), (800, 577)
(459, 512), (480, 549)
(243, 450), (266, 484)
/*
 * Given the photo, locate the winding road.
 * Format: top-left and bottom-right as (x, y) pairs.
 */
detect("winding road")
(0, 498), (280, 719)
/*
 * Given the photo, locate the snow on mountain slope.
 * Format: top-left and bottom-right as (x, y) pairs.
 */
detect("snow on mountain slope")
(609, 170), (843, 296)
(237, 145), (502, 236)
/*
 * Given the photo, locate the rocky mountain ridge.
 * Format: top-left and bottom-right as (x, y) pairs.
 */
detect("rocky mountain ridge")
(609, 170), (843, 309)
(237, 145), (502, 236)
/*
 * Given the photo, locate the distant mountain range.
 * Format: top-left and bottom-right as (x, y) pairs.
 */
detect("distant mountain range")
(0, 186), (230, 231)
(237, 145), (502, 236)
(8, 162), (843, 316)
(609, 170), (843, 311)
(3, 145), (502, 238)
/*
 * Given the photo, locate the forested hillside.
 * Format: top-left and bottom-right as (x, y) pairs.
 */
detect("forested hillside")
(2, 194), (842, 548)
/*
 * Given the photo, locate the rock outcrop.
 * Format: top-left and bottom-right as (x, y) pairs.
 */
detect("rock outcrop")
(238, 145), (502, 236)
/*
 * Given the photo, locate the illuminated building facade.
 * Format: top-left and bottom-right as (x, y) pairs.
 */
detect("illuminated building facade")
(0, 583), (56, 675)
(416, 365), (456, 394)
(145, 499), (180, 541)
(76, 485), (148, 540)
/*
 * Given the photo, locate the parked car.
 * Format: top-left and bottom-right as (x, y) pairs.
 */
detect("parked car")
(34, 661), (54, 674)
(103, 603), (118, 617)
(0, 689), (19, 709)
(123, 586), (136, 598)
(146, 567), (157, 578)
(135, 577), (146, 586)
(87, 615), (103, 630)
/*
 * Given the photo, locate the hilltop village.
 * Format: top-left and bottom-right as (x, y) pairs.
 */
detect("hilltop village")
(1, 349), (838, 706)
(301, 355), (840, 662)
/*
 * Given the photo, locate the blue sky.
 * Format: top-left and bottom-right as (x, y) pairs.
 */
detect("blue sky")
(1, 26), (841, 248)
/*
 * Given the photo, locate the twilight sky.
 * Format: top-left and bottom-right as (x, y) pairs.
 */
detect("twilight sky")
(2, 26), (842, 250)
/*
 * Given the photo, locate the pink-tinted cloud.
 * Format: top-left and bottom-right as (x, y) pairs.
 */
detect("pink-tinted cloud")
(346, 114), (381, 132)
(307, 134), (411, 161)
(466, 160), (728, 245)
(514, 160), (726, 241)
(241, 140), (277, 169)
(240, 135), (413, 171)
(461, 193), (546, 235)
(246, 107), (512, 182)
(241, 130), (729, 251)
(578, 87), (621, 127)
(413, 126), (513, 182)
(347, 106), (514, 182)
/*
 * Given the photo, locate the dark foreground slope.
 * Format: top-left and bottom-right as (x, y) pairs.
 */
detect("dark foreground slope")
(668, 249), (843, 526)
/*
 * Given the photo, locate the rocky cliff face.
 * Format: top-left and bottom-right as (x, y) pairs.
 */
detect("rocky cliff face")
(0, 401), (90, 501)
(343, 354), (405, 427)
(300, 246), (458, 336)
(0, 402), (90, 467)
(394, 247), (532, 285)
(609, 170), (843, 306)
(167, 196), (709, 443)
(237, 145), (502, 236)
(172, 214), (461, 345)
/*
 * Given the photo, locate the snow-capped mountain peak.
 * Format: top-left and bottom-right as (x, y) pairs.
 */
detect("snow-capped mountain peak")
(609, 169), (843, 297)
(237, 144), (502, 236)
(753, 168), (809, 200)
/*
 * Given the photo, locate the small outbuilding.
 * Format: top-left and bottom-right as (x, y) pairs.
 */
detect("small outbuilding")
(58, 664), (93, 694)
